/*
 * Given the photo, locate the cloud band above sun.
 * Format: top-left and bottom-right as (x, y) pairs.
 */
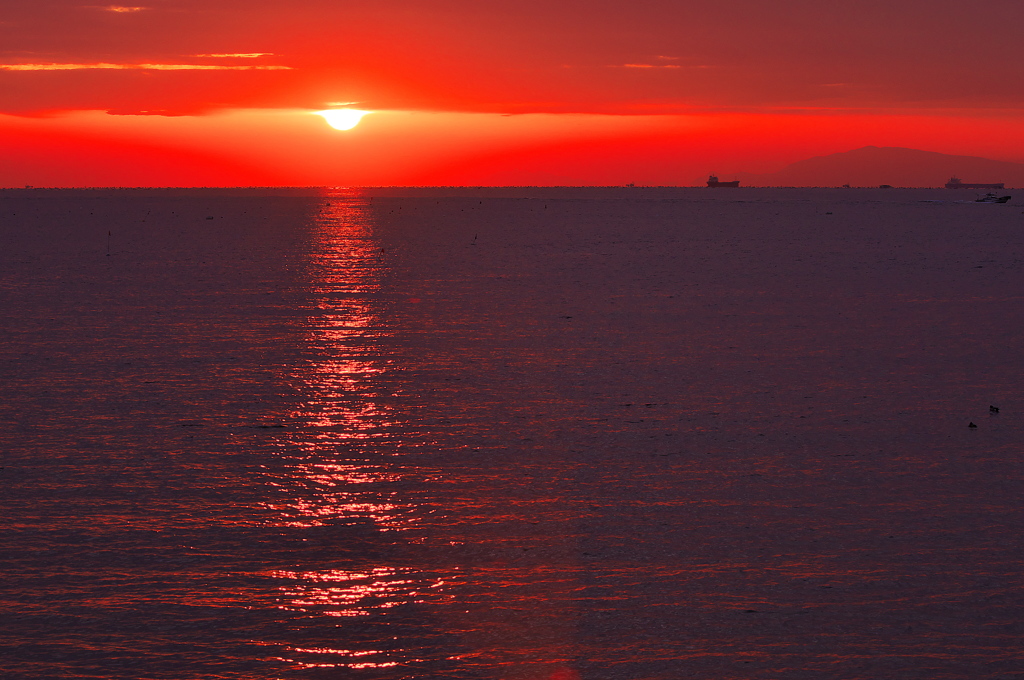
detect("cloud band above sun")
(0, 0), (1018, 120)
(0, 63), (291, 71)
(193, 53), (275, 59)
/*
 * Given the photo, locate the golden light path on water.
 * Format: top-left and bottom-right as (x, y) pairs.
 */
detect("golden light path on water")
(260, 191), (452, 672)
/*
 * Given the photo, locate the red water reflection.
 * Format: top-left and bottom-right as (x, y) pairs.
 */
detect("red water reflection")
(271, 566), (451, 618)
(258, 190), (586, 678)
(260, 190), (451, 672)
(293, 194), (393, 440)
(259, 192), (409, 531)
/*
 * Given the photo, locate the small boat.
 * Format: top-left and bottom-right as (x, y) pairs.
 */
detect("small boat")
(975, 193), (1011, 203)
(707, 175), (739, 188)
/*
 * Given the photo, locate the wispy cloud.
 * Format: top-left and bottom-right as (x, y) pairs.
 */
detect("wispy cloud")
(193, 53), (274, 59)
(0, 62), (291, 71)
(619, 63), (682, 69)
(100, 5), (149, 12)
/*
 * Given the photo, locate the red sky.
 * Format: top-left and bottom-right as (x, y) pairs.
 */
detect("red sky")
(3, 0), (1024, 186)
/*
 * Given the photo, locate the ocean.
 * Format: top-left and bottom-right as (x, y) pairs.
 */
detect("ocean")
(2, 187), (1023, 679)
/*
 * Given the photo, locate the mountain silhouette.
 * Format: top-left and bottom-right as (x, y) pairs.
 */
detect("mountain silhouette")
(737, 146), (1024, 187)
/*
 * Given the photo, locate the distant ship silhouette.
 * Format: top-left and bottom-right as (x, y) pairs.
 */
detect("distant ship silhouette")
(707, 175), (740, 188)
(945, 176), (1004, 190)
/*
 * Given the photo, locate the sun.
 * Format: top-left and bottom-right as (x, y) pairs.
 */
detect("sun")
(315, 109), (371, 131)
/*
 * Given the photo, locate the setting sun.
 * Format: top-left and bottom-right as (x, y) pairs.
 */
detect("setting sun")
(315, 109), (371, 131)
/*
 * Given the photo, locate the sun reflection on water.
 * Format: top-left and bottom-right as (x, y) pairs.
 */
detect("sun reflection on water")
(272, 566), (451, 618)
(259, 192), (410, 531)
(259, 190), (448, 672)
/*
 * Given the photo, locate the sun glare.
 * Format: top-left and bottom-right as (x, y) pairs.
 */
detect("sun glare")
(315, 109), (371, 131)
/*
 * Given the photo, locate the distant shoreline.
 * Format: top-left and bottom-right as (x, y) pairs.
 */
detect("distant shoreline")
(2, 185), (1014, 194)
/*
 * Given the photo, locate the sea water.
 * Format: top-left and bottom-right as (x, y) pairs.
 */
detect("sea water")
(2, 187), (1023, 679)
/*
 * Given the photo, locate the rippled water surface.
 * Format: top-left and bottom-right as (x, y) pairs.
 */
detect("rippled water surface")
(2, 187), (1024, 679)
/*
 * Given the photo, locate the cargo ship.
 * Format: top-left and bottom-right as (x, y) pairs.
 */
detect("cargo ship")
(707, 175), (739, 188)
(945, 176), (1004, 189)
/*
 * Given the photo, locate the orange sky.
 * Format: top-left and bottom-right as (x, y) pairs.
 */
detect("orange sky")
(2, 1), (1023, 186)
